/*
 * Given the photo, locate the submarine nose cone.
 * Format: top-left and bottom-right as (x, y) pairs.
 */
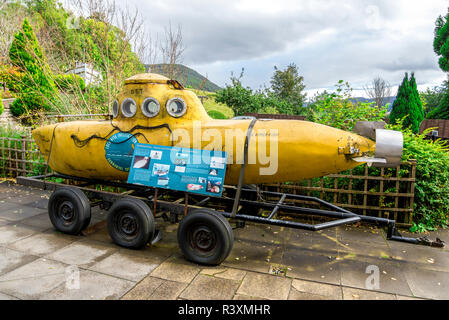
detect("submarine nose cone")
(32, 125), (54, 158)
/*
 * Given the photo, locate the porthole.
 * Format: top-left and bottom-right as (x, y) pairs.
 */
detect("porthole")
(141, 97), (160, 118)
(121, 98), (137, 118)
(166, 97), (187, 118)
(112, 100), (119, 118)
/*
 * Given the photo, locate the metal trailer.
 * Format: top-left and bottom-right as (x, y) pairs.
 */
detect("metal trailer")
(16, 171), (444, 266)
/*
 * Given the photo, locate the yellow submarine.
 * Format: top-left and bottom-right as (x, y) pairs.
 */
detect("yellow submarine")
(32, 73), (403, 185)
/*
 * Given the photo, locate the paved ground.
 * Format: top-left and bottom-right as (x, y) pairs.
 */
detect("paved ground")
(0, 180), (449, 300)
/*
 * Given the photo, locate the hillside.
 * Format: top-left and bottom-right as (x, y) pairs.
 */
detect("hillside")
(145, 64), (222, 92)
(351, 96), (396, 105)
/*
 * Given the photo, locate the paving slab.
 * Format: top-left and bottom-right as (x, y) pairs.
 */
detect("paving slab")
(2, 193), (48, 205)
(20, 213), (53, 230)
(233, 224), (290, 246)
(122, 276), (187, 300)
(89, 251), (163, 282)
(342, 287), (397, 300)
(286, 228), (339, 254)
(179, 274), (240, 300)
(237, 272), (292, 300)
(222, 240), (282, 274)
(0, 224), (40, 245)
(8, 232), (76, 256)
(289, 279), (342, 300)
(200, 267), (246, 281)
(41, 269), (135, 300)
(233, 294), (268, 300)
(337, 225), (387, 245)
(0, 258), (67, 299)
(0, 201), (23, 212)
(338, 239), (393, 261)
(400, 263), (449, 300)
(45, 240), (117, 268)
(0, 292), (19, 300)
(388, 241), (449, 273)
(0, 218), (9, 227)
(23, 198), (48, 210)
(0, 247), (38, 276)
(282, 248), (341, 285)
(339, 257), (412, 296)
(150, 256), (201, 284)
(0, 206), (47, 222)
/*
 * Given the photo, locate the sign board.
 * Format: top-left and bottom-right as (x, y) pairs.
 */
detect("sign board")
(127, 144), (227, 197)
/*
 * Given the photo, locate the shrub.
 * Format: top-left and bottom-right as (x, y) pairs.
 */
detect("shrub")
(388, 122), (449, 231)
(308, 81), (387, 131)
(8, 18), (58, 117)
(215, 71), (300, 116)
(54, 74), (86, 92)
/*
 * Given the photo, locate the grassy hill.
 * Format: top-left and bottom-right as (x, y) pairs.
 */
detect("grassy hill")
(189, 89), (234, 119)
(145, 64), (222, 92)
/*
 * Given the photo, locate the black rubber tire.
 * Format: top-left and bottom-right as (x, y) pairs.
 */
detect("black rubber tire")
(48, 187), (91, 235)
(107, 198), (155, 249)
(177, 209), (234, 265)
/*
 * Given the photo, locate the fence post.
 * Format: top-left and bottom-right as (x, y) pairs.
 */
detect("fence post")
(21, 135), (26, 176)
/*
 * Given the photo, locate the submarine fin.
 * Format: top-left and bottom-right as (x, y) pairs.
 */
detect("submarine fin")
(352, 157), (387, 164)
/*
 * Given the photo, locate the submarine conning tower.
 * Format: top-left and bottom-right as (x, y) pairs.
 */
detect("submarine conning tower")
(113, 73), (212, 124)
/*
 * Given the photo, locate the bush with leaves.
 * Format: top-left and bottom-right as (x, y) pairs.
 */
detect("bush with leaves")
(387, 121), (449, 231)
(215, 71), (298, 116)
(8, 18), (59, 118)
(54, 74), (86, 93)
(307, 80), (387, 131)
(0, 92), (3, 115)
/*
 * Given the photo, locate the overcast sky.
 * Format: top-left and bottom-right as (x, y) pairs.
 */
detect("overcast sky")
(123, 0), (448, 97)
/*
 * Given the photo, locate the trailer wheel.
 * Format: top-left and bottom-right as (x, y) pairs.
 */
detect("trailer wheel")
(107, 198), (155, 249)
(48, 187), (91, 235)
(178, 209), (233, 265)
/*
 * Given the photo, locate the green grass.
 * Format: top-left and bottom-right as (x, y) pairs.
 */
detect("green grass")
(190, 89), (234, 119)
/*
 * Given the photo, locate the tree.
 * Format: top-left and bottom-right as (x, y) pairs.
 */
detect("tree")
(8, 18), (58, 117)
(427, 8), (449, 119)
(363, 76), (392, 108)
(434, 7), (449, 72)
(420, 80), (448, 116)
(269, 63), (306, 113)
(390, 73), (424, 134)
(215, 69), (295, 116)
(159, 22), (185, 79)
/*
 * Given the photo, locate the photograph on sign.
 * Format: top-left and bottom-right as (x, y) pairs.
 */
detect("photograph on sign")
(128, 144), (227, 197)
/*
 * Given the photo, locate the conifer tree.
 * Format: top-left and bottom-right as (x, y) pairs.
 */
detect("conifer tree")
(8, 18), (58, 117)
(390, 73), (424, 133)
(428, 8), (449, 119)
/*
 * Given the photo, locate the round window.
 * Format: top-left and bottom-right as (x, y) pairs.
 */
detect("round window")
(166, 97), (187, 118)
(141, 97), (160, 118)
(121, 98), (137, 118)
(112, 100), (119, 118)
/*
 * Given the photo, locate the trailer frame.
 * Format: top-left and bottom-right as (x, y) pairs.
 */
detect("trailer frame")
(16, 173), (444, 252)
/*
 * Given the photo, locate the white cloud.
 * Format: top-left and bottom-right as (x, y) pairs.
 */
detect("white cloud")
(119, 0), (448, 93)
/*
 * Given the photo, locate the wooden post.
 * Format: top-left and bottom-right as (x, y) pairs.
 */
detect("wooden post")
(21, 135), (26, 175)
(379, 167), (384, 218)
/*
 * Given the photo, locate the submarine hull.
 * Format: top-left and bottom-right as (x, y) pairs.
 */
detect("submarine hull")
(33, 118), (376, 185)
